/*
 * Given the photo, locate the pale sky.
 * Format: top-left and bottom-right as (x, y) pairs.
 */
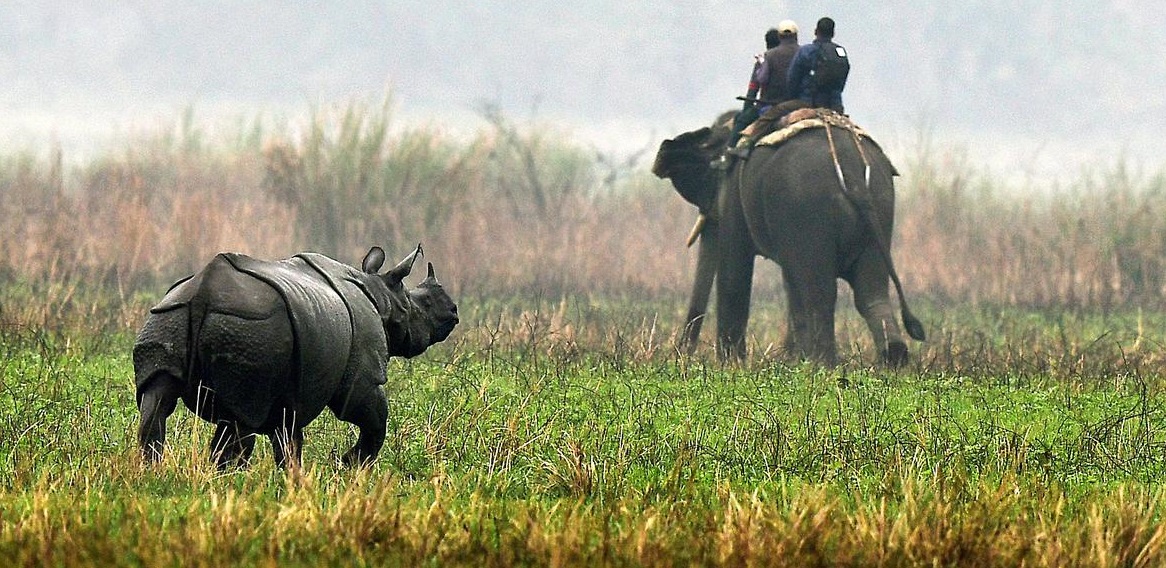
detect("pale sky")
(2, 1), (1163, 185)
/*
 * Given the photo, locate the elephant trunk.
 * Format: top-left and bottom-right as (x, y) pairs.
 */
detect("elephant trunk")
(681, 214), (719, 353)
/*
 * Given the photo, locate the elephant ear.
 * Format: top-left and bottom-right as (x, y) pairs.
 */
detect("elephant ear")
(384, 243), (424, 286)
(653, 127), (712, 179)
(654, 125), (722, 214)
(673, 126), (712, 147)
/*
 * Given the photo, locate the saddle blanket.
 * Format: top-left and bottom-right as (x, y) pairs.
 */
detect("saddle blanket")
(756, 108), (871, 147)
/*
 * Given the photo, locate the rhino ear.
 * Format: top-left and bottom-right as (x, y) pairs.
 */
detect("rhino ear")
(385, 243), (424, 284)
(362, 247), (386, 273)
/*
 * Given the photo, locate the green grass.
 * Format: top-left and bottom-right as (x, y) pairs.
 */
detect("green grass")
(3, 295), (1166, 566)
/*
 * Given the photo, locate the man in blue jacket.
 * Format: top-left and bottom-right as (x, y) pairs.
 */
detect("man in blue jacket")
(786, 16), (849, 113)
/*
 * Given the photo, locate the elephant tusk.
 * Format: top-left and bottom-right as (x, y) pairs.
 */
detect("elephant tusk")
(685, 214), (707, 248)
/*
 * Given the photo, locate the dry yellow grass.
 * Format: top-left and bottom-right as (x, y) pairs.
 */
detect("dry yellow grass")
(1, 108), (1163, 314)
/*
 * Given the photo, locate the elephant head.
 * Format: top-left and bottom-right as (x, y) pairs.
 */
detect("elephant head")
(653, 126), (726, 353)
(651, 113), (734, 214)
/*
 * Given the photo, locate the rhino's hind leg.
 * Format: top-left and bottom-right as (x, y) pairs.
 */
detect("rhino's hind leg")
(137, 372), (184, 463)
(330, 385), (388, 467)
(210, 421), (257, 470)
(269, 424), (304, 469)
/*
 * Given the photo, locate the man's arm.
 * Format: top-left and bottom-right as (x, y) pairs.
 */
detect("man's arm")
(754, 55), (770, 91)
(786, 46), (812, 101)
(743, 55), (764, 109)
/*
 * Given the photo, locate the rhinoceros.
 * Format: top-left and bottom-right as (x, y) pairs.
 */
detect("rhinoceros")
(133, 244), (458, 469)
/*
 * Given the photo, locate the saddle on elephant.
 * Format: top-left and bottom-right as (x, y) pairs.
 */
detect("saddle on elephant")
(757, 108), (866, 146)
(735, 108), (899, 176)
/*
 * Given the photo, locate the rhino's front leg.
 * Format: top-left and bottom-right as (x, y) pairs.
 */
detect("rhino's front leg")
(330, 385), (388, 467)
(137, 372), (184, 463)
(211, 421), (257, 470)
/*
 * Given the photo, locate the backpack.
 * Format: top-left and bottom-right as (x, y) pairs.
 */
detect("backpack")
(812, 41), (850, 94)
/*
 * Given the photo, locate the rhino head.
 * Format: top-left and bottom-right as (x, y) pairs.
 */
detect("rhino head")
(358, 244), (459, 358)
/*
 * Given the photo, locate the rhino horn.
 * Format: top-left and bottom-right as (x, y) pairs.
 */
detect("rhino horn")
(362, 247), (386, 273)
(424, 262), (440, 285)
(386, 243), (424, 284)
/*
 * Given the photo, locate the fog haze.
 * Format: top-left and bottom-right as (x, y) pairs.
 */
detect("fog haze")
(3, 1), (1164, 184)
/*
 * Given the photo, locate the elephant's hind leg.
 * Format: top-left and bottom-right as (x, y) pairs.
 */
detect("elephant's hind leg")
(846, 253), (907, 367)
(781, 263), (839, 365)
(329, 385), (388, 467)
(137, 371), (184, 463)
(210, 421), (257, 470)
(884, 340), (909, 367)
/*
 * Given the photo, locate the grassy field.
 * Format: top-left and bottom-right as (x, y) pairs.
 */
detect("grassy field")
(3, 292), (1166, 566)
(2, 101), (1166, 565)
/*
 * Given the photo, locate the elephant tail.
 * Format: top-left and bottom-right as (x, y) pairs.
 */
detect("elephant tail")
(864, 212), (926, 341)
(866, 227), (926, 341)
(901, 303), (926, 342)
(824, 120), (926, 342)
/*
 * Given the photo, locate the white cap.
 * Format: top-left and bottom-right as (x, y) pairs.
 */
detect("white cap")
(778, 20), (798, 35)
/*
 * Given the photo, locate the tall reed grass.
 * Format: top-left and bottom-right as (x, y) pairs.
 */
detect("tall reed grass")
(0, 97), (1163, 311)
(897, 145), (1166, 309)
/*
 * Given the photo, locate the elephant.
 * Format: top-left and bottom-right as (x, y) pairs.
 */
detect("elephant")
(133, 244), (459, 469)
(652, 111), (924, 366)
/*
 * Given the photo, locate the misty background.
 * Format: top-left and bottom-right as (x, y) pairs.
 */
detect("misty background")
(3, 1), (1164, 186)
